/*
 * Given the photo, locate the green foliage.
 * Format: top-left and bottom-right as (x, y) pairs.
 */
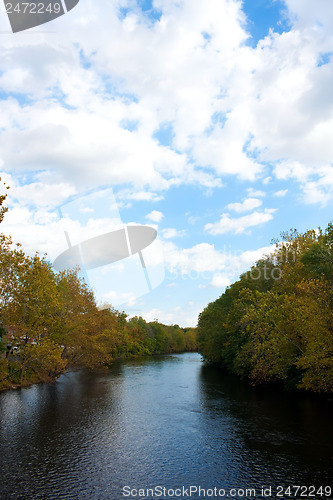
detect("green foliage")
(19, 339), (66, 381)
(198, 221), (333, 394)
(0, 234), (28, 310)
(5, 255), (61, 341)
(300, 226), (333, 284)
(234, 289), (301, 382)
(124, 318), (197, 357)
(0, 177), (9, 225)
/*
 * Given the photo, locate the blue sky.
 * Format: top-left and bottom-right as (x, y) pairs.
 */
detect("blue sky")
(1, 0), (333, 326)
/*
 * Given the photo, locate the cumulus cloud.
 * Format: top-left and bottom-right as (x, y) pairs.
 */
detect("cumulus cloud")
(246, 188), (266, 198)
(0, 0), (247, 191)
(273, 161), (333, 205)
(225, 197), (262, 213)
(208, 275), (232, 288)
(146, 210), (164, 223)
(205, 209), (277, 235)
(164, 242), (227, 275)
(9, 181), (76, 208)
(301, 167), (333, 205)
(274, 189), (288, 197)
(0, 0), (332, 199)
(162, 240), (274, 281)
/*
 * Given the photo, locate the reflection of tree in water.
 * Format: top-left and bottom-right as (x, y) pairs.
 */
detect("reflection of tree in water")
(0, 367), (125, 499)
(199, 363), (333, 487)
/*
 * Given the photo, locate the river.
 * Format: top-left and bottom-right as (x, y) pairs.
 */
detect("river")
(0, 352), (332, 500)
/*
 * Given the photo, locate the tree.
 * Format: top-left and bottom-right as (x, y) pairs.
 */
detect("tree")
(293, 279), (333, 392)
(4, 254), (61, 341)
(18, 339), (66, 383)
(198, 221), (333, 393)
(0, 177), (9, 224)
(0, 235), (28, 310)
(301, 223), (333, 284)
(235, 289), (302, 383)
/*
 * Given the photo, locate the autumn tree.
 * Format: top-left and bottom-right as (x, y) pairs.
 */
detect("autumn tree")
(4, 254), (61, 341)
(17, 339), (66, 383)
(198, 222), (333, 393)
(0, 177), (9, 224)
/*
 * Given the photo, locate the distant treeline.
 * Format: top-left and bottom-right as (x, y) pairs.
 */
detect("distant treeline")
(198, 222), (333, 393)
(0, 185), (197, 390)
(0, 234), (197, 390)
(0, 182), (197, 390)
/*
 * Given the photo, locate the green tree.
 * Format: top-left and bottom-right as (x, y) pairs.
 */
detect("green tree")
(18, 339), (66, 383)
(301, 223), (333, 284)
(198, 221), (333, 393)
(235, 289), (302, 383)
(0, 235), (28, 310)
(184, 328), (198, 351)
(5, 254), (61, 342)
(0, 177), (9, 224)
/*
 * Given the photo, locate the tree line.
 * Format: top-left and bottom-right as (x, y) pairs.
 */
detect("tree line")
(198, 222), (333, 393)
(0, 181), (197, 390)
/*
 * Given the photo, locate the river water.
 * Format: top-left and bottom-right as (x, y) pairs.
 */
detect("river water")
(0, 352), (332, 500)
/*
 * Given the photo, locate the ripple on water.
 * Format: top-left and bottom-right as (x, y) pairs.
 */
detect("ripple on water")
(0, 353), (332, 500)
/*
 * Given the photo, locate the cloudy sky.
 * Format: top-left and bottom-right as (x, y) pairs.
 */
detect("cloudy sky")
(0, 0), (333, 326)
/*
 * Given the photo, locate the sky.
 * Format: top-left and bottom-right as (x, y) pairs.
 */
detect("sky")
(0, 0), (333, 326)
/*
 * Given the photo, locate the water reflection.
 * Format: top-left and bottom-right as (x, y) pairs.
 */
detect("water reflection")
(0, 353), (332, 500)
(198, 364), (333, 487)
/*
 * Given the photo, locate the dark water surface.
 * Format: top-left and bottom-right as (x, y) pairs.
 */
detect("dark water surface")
(0, 353), (332, 500)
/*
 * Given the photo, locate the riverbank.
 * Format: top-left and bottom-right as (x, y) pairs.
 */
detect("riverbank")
(0, 344), (199, 392)
(1, 229), (198, 392)
(1, 353), (332, 500)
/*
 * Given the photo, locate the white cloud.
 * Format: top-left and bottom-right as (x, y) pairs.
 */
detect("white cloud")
(186, 213), (200, 225)
(161, 228), (186, 239)
(146, 210), (164, 223)
(101, 290), (137, 307)
(226, 197), (262, 213)
(9, 181), (76, 208)
(162, 239), (275, 281)
(246, 188), (266, 198)
(0, 0), (248, 189)
(140, 306), (199, 327)
(274, 189), (288, 197)
(274, 160), (310, 181)
(228, 246), (275, 271)
(301, 167), (333, 205)
(274, 161), (333, 205)
(283, 0), (333, 33)
(248, 27), (333, 173)
(205, 209), (277, 235)
(1, 0), (333, 328)
(0, 0), (332, 199)
(164, 241), (227, 275)
(209, 275), (232, 288)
